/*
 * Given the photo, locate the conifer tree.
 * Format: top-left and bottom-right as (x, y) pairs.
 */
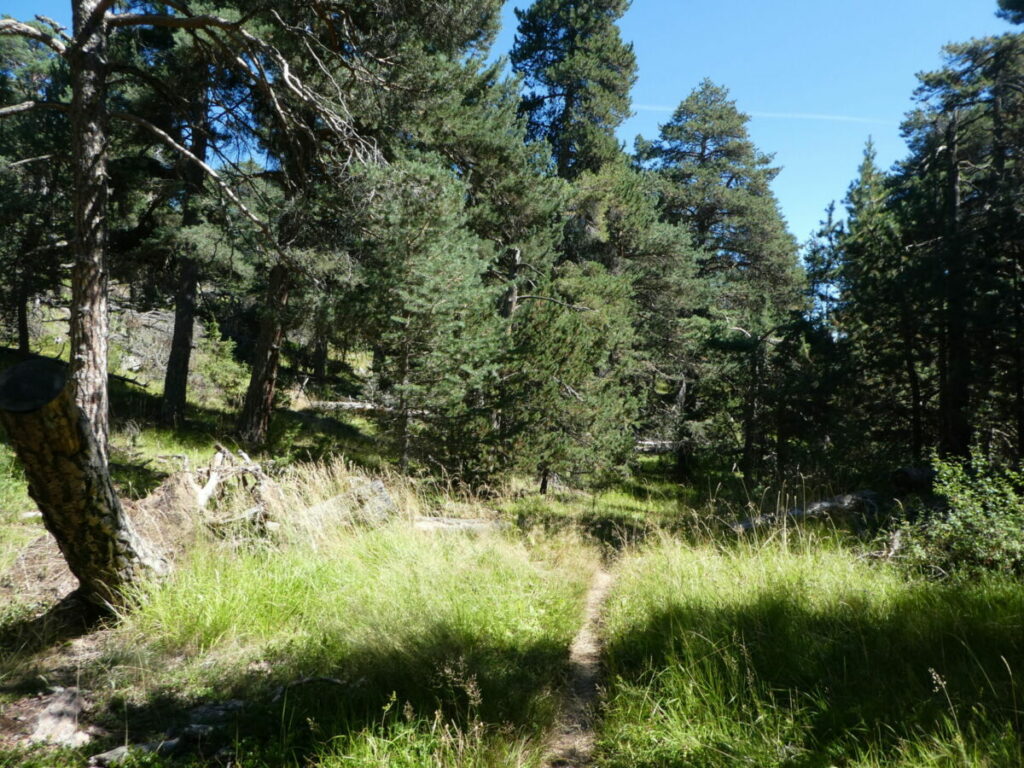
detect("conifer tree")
(638, 79), (803, 480)
(511, 0), (637, 179)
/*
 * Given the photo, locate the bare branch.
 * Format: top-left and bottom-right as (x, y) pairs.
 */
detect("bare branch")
(2, 154), (52, 169)
(112, 111), (275, 245)
(0, 18), (66, 54)
(518, 295), (594, 312)
(106, 13), (241, 31)
(34, 15), (71, 43)
(0, 100), (69, 118)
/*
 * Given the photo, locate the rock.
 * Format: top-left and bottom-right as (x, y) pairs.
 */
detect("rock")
(30, 687), (91, 748)
(732, 491), (880, 533)
(303, 478), (399, 527)
(413, 517), (505, 534)
(89, 745), (131, 766)
(349, 478), (399, 524)
(188, 699), (245, 725)
(88, 739), (181, 767)
(181, 723), (217, 742)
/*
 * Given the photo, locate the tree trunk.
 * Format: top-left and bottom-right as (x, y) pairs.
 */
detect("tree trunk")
(16, 284), (30, 355)
(161, 86), (210, 427)
(0, 359), (166, 608)
(160, 257), (199, 426)
(941, 113), (972, 458)
(741, 345), (762, 485)
(68, 0), (112, 458)
(238, 263), (289, 445)
(899, 308), (924, 464)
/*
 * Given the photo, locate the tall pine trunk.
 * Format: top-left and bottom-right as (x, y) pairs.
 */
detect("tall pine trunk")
(68, 0), (112, 458)
(161, 86), (210, 426)
(941, 114), (972, 458)
(160, 256), (199, 426)
(900, 309), (924, 464)
(16, 284), (30, 355)
(238, 263), (289, 445)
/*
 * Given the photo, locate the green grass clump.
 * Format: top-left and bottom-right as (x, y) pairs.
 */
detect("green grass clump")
(598, 537), (1024, 767)
(108, 524), (596, 766)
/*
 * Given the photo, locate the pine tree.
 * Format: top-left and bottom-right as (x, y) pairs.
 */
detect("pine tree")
(511, 0), (637, 179)
(637, 79), (803, 480)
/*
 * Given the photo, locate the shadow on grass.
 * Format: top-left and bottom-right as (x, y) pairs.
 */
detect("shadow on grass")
(86, 621), (568, 766)
(603, 579), (1024, 766)
(0, 591), (109, 692)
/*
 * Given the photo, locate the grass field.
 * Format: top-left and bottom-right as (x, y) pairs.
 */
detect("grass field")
(598, 534), (1024, 767)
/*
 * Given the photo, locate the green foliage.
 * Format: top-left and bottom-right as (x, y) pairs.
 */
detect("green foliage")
(344, 158), (503, 481)
(999, 0), (1024, 24)
(902, 454), (1024, 576)
(511, 0), (637, 178)
(505, 261), (640, 488)
(190, 320), (248, 412)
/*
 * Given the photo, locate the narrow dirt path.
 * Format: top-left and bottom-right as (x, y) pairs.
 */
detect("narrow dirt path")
(544, 567), (614, 768)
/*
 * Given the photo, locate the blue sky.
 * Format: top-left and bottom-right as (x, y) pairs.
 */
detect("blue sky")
(5, 0), (1015, 243)
(494, 0), (1015, 242)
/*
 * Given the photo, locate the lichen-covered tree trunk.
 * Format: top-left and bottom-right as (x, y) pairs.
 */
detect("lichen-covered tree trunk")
(68, 0), (112, 457)
(0, 359), (166, 608)
(238, 263), (290, 445)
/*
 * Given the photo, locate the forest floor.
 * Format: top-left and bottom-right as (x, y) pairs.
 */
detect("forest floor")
(1, 358), (1023, 766)
(543, 567), (612, 768)
(2, 452), (1023, 768)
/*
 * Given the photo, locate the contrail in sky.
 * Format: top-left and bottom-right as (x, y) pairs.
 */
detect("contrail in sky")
(634, 104), (894, 125)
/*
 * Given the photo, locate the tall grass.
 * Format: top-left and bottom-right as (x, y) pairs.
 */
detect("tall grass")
(106, 520), (597, 766)
(598, 535), (1024, 767)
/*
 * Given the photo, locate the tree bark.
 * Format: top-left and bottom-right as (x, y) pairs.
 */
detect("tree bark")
(899, 308), (924, 464)
(68, 0), (113, 458)
(941, 114), (972, 458)
(741, 345), (763, 485)
(0, 359), (166, 608)
(161, 82), (210, 427)
(160, 256), (199, 426)
(16, 285), (30, 355)
(238, 263), (289, 445)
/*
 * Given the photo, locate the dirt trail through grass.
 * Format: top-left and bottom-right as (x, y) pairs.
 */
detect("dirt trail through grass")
(545, 566), (613, 768)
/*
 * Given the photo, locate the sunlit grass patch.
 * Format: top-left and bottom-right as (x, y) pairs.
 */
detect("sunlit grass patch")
(105, 523), (596, 765)
(598, 538), (1024, 767)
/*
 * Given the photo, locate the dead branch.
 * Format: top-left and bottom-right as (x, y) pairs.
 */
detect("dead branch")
(0, 100), (69, 119)
(518, 295), (594, 312)
(0, 18), (67, 54)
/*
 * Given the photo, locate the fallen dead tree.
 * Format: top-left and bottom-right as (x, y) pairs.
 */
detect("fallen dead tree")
(308, 400), (430, 418)
(635, 439), (678, 455)
(731, 491), (880, 534)
(171, 445), (280, 534)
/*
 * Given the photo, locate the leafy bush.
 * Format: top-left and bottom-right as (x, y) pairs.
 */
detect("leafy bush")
(902, 454), (1024, 576)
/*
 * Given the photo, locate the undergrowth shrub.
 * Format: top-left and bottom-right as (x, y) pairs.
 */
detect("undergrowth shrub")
(901, 454), (1024, 576)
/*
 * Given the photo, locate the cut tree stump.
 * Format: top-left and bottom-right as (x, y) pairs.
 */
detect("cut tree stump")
(0, 358), (166, 609)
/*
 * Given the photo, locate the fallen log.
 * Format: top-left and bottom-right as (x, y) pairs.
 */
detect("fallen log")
(732, 491), (880, 534)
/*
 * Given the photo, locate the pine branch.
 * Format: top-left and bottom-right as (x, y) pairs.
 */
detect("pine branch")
(518, 295), (593, 312)
(0, 18), (67, 54)
(111, 111), (275, 246)
(0, 100), (69, 118)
